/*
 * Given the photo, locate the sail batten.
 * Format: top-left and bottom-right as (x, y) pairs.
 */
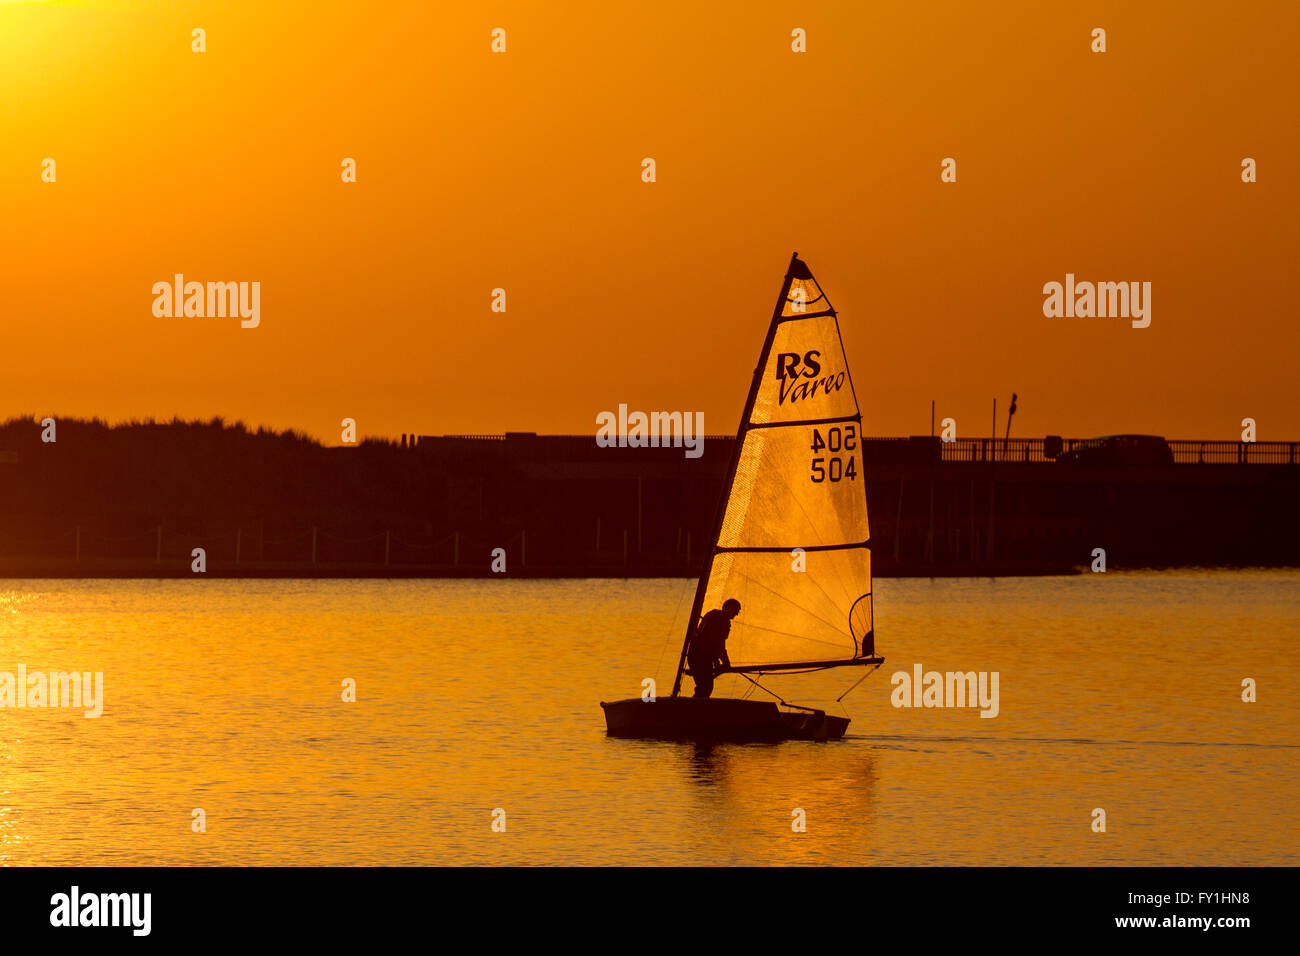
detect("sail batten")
(714, 541), (869, 553)
(776, 309), (837, 322)
(672, 254), (876, 692)
(746, 413), (862, 432)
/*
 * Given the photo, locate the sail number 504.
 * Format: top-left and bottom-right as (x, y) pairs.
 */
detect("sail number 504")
(810, 426), (858, 482)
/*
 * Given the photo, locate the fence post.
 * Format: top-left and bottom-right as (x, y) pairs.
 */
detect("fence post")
(968, 480), (976, 561)
(893, 475), (905, 561)
(925, 479), (935, 563)
(987, 478), (996, 562)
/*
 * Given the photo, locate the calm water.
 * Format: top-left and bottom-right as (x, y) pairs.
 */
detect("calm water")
(0, 571), (1296, 865)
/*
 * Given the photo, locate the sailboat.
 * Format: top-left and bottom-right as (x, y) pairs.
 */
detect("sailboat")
(601, 253), (884, 741)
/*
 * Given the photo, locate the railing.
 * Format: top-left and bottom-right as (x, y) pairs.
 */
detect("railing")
(934, 438), (1299, 465)
(938, 438), (1080, 463)
(422, 434), (1299, 465)
(1166, 440), (1298, 464)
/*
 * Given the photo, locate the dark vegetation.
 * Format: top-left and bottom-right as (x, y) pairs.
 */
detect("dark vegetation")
(0, 416), (449, 566)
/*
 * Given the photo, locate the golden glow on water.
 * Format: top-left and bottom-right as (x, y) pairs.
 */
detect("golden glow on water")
(0, 572), (1296, 865)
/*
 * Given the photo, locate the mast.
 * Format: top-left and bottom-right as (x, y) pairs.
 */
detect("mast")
(670, 252), (806, 697)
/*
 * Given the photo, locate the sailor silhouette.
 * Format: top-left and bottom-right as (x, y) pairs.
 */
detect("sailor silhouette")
(688, 598), (741, 699)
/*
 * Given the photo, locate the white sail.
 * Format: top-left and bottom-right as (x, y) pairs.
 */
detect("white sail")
(686, 255), (875, 676)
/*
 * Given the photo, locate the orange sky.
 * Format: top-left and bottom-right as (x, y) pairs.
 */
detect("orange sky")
(2, 0), (1296, 444)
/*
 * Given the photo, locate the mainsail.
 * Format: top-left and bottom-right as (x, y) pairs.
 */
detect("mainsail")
(673, 253), (878, 694)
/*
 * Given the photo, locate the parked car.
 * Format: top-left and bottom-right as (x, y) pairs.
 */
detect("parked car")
(1056, 434), (1174, 466)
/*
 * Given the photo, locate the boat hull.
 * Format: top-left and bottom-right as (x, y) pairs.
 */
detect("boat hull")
(600, 696), (850, 742)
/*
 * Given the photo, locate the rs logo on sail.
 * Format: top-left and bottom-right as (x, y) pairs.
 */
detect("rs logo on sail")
(775, 350), (845, 405)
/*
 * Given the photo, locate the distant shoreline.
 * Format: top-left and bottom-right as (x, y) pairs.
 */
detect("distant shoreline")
(5, 419), (1299, 575)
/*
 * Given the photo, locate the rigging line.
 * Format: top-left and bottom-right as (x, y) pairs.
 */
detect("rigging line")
(719, 568), (851, 642)
(835, 661), (883, 702)
(737, 671), (791, 708)
(655, 576), (695, 683)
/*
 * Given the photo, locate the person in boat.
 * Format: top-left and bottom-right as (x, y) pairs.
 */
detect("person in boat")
(688, 598), (741, 699)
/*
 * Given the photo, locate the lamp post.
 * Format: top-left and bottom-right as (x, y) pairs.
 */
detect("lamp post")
(1003, 392), (1018, 459)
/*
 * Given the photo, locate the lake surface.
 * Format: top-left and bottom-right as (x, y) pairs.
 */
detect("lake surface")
(0, 571), (1296, 865)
